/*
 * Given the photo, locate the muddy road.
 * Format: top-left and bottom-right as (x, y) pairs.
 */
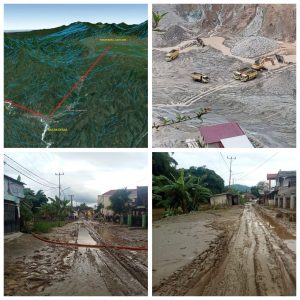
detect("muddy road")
(5, 221), (148, 296)
(152, 36), (296, 148)
(154, 204), (296, 296)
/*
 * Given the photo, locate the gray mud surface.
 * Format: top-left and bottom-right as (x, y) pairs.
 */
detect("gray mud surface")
(153, 204), (296, 296)
(4, 221), (147, 296)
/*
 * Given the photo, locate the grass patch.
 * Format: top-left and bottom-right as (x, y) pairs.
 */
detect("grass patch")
(32, 220), (66, 233)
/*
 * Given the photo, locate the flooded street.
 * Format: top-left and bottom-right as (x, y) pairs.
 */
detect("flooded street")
(4, 221), (147, 296)
(154, 204), (295, 296)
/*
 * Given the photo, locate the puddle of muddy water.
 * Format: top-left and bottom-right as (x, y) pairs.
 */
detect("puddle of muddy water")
(77, 226), (97, 245)
(259, 210), (295, 241)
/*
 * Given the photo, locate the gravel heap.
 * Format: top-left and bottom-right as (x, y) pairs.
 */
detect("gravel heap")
(231, 36), (279, 58)
(155, 25), (192, 47)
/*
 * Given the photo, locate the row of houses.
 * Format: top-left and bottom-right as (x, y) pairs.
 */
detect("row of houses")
(209, 170), (296, 210)
(265, 170), (296, 210)
(97, 186), (148, 227)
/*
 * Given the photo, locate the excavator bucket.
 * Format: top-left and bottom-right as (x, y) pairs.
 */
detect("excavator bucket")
(275, 54), (285, 64)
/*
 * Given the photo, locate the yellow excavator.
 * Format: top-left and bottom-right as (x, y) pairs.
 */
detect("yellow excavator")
(166, 49), (179, 62)
(251, 57), (275, 70)
(251, 54), (284, 70)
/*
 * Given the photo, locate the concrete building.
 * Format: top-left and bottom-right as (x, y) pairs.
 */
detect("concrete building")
(210, 193), (239, 206)
(199, 122), (253, 148)
(266, 170), (296, 210)
(131, 186), (148, 227)
(97, 189), (137, 217)
(4, 175), (25, 234)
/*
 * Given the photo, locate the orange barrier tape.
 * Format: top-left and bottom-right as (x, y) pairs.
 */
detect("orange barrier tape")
(32, 233), (148, 251)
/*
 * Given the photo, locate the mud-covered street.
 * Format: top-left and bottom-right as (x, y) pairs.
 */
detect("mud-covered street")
(5, 221), (148, 296)
(153, 204), (296, 296)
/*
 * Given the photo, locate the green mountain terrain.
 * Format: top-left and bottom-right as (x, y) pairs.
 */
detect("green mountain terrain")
(4, 21), (148, 147)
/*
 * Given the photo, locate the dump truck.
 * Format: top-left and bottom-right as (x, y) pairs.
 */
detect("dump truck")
(191, 72), (209, 83)
(166, 49), (179, 62)
(233, 67), (258, 82)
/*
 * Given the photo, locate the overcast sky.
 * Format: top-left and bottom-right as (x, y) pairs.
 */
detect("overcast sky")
(172, 150), (297, 187)
(4, 152), (148, 207)
(4, 4), (147, 30)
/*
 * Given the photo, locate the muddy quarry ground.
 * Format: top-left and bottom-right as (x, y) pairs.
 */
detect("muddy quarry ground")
(4, 221), (147, 296)
(152, 4), (296, 148)
(153, 204), (296, 296)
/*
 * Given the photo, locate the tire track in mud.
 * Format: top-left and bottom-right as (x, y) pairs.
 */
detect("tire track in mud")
(83, 221), (147, 295)
(153, 64), (295, 109)
(154, 204), (296, 296)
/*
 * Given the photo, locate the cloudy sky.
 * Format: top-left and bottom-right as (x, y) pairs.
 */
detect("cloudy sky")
(172, 150), (297, 187)
(4, 152), (148, 207)
(4, 4), (147, 31)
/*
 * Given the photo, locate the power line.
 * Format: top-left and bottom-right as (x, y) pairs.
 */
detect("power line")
(227, 156), (236, 187)
(4, 154), (57, 186)
(55, 172), (64, 199)
(4, 162), (58, 189)
(219, 152), (229, 170)
(236, 152), (278, 181)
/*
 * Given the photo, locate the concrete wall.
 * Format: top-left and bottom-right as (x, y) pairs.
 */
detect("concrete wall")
(210, 194), (229, 206)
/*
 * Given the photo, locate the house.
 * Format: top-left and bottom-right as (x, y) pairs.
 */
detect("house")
(198, 122), (253, 148)
(210, 193), (239, 206)
(131, 186), (148, 227)
(241, 192), (256, 201)
(4, 175), (25, 234)
(97, 189), (137, 217)
(266, 170), (296, 209)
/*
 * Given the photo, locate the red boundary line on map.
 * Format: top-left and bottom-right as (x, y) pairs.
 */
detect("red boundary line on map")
(4, 47), (111, 118)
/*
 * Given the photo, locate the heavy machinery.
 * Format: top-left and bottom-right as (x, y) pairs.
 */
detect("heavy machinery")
(251, 54), (284, 70)
(166, 49), (179, 62)
(191, 72), (209, 83)
(233, 67), (258, 82)
(251, 57), (275, 70)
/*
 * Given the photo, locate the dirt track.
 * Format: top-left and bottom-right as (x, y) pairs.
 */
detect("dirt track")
(4, 221), (147, 296)
(152, 36), (296, 148)
(154, 204), (296, 296)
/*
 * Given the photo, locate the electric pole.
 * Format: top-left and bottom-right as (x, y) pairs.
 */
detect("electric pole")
(55, 172), (64, 199)
(227, 156), (236, 187)
(69, 195), (74, 208)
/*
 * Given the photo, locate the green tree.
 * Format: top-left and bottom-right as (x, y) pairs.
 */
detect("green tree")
(110, 188), (131, 214)
(152, 152), (177, 178)
(153, 169), (211, 213)
(152, 11), (168, 29)
(187, 166), (225, 194)
(251, 186), (260, 198)
(41, 196), (70, 220)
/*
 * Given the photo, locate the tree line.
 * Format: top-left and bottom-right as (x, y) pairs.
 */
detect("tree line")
(153, 153), (225, 214)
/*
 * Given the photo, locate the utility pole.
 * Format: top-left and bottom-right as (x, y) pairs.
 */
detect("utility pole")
(69, 195), (74, 208)
(227, 156), (236, 187)
(55, 172), (64, 199)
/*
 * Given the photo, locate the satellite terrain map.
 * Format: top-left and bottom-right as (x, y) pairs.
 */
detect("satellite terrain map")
(4, 5), (148, 148)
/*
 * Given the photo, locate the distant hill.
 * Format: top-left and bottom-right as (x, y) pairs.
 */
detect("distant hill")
(4, 20), (148, 148)
(228, 184), (251, 193)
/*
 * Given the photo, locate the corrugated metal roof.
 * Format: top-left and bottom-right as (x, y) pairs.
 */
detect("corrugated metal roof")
(199, 122), (244, 144)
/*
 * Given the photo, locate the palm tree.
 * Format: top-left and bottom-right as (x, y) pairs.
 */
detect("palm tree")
(152, 11), (168, 29)
(153, 169), (212, 213)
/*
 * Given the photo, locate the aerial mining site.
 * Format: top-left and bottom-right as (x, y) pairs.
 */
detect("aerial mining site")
(152, 4), (296, 148)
